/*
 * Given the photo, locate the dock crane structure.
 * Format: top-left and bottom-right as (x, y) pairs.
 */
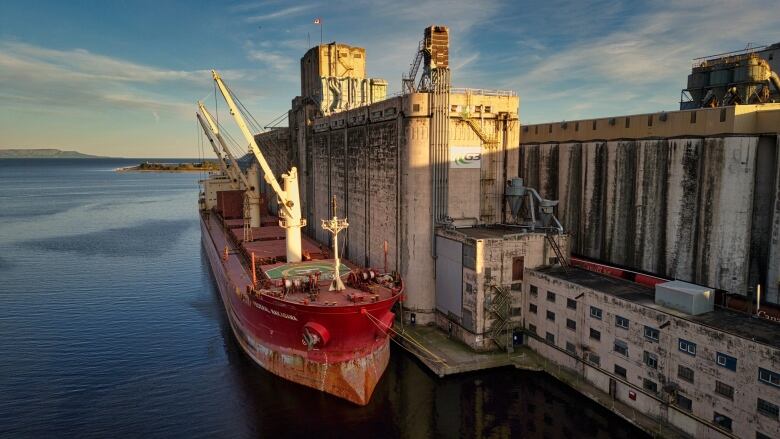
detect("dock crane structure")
(211, 70), (306, 263)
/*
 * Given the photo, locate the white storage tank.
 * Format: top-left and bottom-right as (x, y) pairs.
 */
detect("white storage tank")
(655, 280), (714, 315)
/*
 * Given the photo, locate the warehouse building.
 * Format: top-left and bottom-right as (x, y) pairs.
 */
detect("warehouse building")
(523, 265), (780, 439)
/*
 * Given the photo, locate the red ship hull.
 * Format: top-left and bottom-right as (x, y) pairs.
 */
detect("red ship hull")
(201, 213), (399, 405)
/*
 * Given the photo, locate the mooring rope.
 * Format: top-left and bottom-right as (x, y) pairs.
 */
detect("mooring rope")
(363, 310), (447, 365)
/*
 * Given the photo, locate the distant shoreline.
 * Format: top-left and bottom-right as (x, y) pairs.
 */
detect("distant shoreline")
(0, 148), (105, 159)
(115, 161), (221, 173)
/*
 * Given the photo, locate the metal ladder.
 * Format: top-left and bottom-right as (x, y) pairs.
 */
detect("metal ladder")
(485, 285), (512, 351)
(545, 233), (569, 273)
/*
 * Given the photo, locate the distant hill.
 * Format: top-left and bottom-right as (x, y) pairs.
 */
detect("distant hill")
(0, 148), (102, 159)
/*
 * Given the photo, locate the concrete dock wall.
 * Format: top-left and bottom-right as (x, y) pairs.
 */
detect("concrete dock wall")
(518, 135), (778, 298)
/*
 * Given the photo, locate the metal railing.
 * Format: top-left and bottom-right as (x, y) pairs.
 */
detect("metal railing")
(451, 87), (516, 97)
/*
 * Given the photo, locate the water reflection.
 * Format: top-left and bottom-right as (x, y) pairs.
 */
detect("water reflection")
(208, 258), (648, 438)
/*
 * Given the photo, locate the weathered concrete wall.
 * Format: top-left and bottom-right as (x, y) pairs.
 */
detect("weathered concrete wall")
(519, 135), (778, 298)
(767, 136), (780, 303)
(293, 92), (520, 325)
(346, 125), (368, 265)
(311, 115), (399, 270)
(634, 139), (668, 273)
(400, 114), (435, 321)
(366, 120), (399, 269)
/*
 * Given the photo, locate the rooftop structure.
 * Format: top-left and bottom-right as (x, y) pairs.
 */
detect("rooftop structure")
(298, 42), (387, 115)
(681, 43), (780, 109)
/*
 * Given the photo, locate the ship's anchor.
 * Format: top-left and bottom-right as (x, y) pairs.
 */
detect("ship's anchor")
(301, 322), (330, 351)
(302, 327), (320, 351)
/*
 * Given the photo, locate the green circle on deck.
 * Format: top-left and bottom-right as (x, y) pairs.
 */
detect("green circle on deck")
(264, 261), (350, 280)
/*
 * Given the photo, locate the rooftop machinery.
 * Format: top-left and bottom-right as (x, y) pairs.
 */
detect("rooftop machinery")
(681, 44), (780, 109)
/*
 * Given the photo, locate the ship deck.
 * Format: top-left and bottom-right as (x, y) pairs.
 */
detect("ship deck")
(206, 212), (399, 308)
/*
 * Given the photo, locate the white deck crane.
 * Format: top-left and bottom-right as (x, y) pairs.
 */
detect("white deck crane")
(195, 111), (232, 181)
(197, 102), (262, 228)
(211, 69), (306, 263)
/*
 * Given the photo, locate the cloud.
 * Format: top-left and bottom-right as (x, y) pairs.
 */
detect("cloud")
(246, 48), (294, 72)
(246, 5), (313, 22)
(505, 0), (780, 123)
(0, 40), (260, 120)
(0, 41), (211, 85)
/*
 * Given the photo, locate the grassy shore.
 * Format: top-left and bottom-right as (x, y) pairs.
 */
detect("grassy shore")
(116, 161), (221, 173)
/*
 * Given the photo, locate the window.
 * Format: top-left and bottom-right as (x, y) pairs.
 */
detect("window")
(643, 351), (658, 369)
(715, 381), (734, 400)
(413, 103), (420, 112)
(678, 338), (696, 356)
(690, 111), (697, 124)
(643, 378), (658, 393)
(529, 303), (537, 314)
(566, 341), (576, 354)
(548, 124), (552, 133)
(530, 285), (538, 297)
(546, 311), (555, 322)
(590, 306), (602, 320)
(545, 332), (555, 344)
(713, 412), (732, 432)
(528, 324), (537, 335)
(759, 368), (780, 388)
(675, 393), (692, 412)
(625, 117), (630, 128)
(566, 318), (576, 331)
(716, 352), (737, 371)
(720, 108), (727, 122)
(567, 298), (577, 310)
(592, 120), (597, 130)
(757, 398), (779, 419)
(647, 115), (653, 126)
(614, 364), (627, 378)
(644, 326), (659, 342)
(678, 365), (694, 383)
(511, 257), (524, 288)
(587, 352), (600, 366)
(615, 315), (629, 329)
(484, 106), (491, 113)
(614, 339), (628, 357)
(547, 291), (556, 302)
(575, 121), (579, 131)
(590, 328), (601, 341)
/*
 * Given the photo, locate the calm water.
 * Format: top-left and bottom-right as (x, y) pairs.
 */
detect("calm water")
(0, 159), (649, 438)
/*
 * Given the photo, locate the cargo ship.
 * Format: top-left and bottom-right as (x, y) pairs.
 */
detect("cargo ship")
(197, 71), (403, 405)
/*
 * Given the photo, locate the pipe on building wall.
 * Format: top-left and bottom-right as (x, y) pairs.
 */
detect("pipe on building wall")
(429, 68), (451, 259)
(770, 71), (780, 95)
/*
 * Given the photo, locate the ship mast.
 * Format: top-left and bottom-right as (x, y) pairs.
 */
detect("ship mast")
(321, 196), (348, 291)
(211, 70), (306, 263)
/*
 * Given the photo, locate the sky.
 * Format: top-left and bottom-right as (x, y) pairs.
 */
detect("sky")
(1, 0), (779, 158)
